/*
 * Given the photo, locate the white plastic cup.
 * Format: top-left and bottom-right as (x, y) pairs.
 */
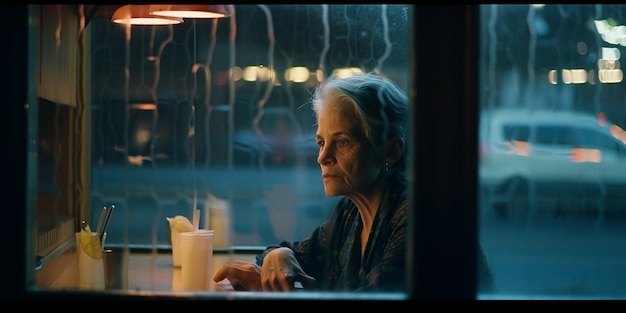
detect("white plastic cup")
(75, 232), (105, 290)
(179, 229), (214, 291)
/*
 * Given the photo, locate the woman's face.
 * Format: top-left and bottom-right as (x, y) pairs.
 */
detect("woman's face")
(315, 104), (383, 198)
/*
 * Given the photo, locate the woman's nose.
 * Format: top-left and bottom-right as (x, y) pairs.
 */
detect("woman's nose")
(317, 147), (334, 165)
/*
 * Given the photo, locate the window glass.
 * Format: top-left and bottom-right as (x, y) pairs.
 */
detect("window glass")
(479, 4), (626, 299)
(87, 4), (411, 251)
(28, 4), (411, 298)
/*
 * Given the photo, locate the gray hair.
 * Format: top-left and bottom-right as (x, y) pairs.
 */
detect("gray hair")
(311, 72), (409, 172)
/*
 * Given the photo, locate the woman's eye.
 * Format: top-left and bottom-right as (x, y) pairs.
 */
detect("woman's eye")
(337, 139), (349, 146)
(317, 140), (324, 147)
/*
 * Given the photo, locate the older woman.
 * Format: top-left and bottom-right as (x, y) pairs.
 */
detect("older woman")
(213, 72), (409, 292)
(213, 72), (494, 292)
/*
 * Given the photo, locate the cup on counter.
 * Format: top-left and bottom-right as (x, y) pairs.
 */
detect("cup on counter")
(75, 232), (105, 290)
(180, 229), (214, 291)
(103, 248), (129, 290)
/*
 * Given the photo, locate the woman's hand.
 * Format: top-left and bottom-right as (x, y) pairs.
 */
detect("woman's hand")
(213, 260), (262, 291)
(260, 247), (316, 291)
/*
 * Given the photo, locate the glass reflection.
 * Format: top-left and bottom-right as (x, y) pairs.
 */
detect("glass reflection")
(87, 4), (410, 250)
(479, 4), (626, 299)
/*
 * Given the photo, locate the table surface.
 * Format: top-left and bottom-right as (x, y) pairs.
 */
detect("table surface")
(42, 246), (257, 293)
(36, 246), (407, 300)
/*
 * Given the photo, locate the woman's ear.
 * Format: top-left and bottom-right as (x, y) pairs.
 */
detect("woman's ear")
(385, 137), (405, 164)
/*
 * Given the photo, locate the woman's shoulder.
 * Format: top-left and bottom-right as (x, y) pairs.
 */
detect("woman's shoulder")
(382, 183), (409, 225)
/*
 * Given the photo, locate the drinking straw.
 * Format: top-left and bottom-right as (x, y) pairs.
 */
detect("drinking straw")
(95, 206), (107, 233)
(100, 205), (115, 246)
(192, 209), (200, 232)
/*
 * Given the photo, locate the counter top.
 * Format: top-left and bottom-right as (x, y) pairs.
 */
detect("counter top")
(35, 246), (406, 300)
(40, 246), (256, 293)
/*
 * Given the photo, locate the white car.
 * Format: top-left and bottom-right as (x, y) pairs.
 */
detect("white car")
(479, 108), (626, 223)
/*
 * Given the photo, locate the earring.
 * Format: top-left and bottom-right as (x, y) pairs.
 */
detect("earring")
(385, 162), (390, 172)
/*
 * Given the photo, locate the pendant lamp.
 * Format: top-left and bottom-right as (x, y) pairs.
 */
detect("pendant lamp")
(149, 4), (231, 19)
(111, 4), (183, 25)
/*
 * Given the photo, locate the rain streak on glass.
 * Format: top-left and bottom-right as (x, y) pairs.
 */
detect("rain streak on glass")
(479, 4), (626, 299)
